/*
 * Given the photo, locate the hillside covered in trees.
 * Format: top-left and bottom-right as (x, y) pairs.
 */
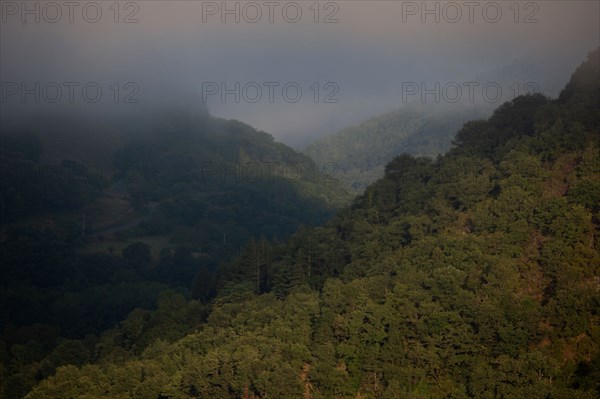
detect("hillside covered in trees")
(0, 110), (351, 398)
(8, 49), (598, 398)
(304, 107), (484, 193)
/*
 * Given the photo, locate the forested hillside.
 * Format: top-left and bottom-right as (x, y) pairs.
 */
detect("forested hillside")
(15, 49), (599, 399)
(304, 107), (484, 193)
(0, 110), (350, 398)
(110, 110), (350, 250)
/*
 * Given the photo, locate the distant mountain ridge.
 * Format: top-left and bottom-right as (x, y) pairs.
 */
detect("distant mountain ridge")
(304, 54), (581, 194)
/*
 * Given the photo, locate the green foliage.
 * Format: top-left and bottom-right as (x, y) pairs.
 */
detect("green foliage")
(6, 50), (600, 398)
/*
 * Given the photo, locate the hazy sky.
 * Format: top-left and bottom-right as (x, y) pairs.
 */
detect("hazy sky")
(1, 1), (598, 146)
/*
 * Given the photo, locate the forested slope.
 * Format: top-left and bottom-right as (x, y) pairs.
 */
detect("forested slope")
(0, 110), (350, 398)
(304, 107), (483, 194)
(14, 49), (600, 398)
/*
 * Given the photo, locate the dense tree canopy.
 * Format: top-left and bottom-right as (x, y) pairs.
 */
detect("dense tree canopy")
(1, 49), (599, 398)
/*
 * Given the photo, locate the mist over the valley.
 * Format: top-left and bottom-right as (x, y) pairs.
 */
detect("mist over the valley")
(1, 2), (600, 398)
(2, 1), (598, 147)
